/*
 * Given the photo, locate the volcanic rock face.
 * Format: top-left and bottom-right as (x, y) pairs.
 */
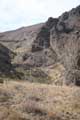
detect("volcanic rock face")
(0, 43), (14, 75)
(0, 5), (80, 85)
(32, 17), (58, 52)
(50, 5), (80, 85)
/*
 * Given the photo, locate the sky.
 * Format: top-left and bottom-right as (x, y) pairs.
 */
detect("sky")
(0, 0), (80, 32)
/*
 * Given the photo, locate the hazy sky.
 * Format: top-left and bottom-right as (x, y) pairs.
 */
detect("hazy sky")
(0, 0), (80, 32)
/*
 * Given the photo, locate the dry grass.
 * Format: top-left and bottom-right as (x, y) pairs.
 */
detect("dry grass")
(13, 47), (30, 53)
(43, 63), (65, 85)
(0, 81), (80, 120)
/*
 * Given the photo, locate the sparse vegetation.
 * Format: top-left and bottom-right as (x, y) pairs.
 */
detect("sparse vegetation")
(0, 78), (4, 83)
(15, 67), (52, 84)
(0, 81), (80, 120)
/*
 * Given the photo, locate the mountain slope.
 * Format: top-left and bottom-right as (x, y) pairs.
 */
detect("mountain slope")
(0, 5), (80, 85)
(0, 23), (44, 51)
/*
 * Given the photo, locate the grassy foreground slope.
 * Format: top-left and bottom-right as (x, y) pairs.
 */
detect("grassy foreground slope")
(0, 81), (80, 120)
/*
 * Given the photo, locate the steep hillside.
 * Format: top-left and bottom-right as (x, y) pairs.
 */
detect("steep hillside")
(0, 5), (80, 85)
(0, 23), (44, 51)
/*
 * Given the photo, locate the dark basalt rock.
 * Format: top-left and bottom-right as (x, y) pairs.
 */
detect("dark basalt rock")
(0, 43), (14, 74)
(32, 18), (58, 52)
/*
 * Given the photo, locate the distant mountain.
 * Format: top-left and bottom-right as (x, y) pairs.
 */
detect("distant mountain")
(0, 5), (80, 85)
(0, 23), (44, 51)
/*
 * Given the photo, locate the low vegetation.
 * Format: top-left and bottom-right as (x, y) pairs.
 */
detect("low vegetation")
(15, 67), (52, 84)
(0, 81), (80, 120)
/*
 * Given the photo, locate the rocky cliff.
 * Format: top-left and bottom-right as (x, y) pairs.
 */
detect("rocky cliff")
(50, 5), (80, 85)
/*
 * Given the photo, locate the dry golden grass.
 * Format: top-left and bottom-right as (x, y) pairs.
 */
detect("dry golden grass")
(0, 81), (80, 120)
(13, 47), (31, 54)
(43, 63), (65, 85)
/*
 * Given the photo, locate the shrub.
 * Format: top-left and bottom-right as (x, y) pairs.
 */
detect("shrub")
(0, 78), (3, 83)
(22, 100), (47, 115)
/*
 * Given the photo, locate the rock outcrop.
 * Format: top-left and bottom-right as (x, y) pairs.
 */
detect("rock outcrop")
(50, 5), (80, 85)
(0, 43), (14, 75)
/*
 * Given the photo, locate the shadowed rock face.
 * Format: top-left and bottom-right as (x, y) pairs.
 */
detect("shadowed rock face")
(0, 43), (14, 75)
(32, 17), (58, 52)
(0, 5), (80, 85)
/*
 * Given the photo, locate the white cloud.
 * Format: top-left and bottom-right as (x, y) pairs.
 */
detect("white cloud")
(0, 0), (80, 32)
